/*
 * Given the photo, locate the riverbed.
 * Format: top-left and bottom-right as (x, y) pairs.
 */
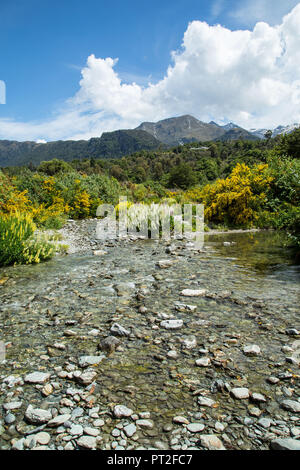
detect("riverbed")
(0, 225), (299, 450)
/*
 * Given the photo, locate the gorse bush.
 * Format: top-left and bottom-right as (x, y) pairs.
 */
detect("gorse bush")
(197, 163), (273, 227)
(0, 213), (56, 266)
(1, 127), (300, 252)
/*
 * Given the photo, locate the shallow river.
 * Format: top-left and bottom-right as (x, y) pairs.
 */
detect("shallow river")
(0, 230), (299, 450)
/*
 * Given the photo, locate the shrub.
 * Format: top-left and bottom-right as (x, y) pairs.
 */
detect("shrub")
(0, 213), (56, 266)
(199, 163), (273, 227)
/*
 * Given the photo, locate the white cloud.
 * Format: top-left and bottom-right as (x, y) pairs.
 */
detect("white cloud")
(229, 0), (300, 26)
(1, 2), (300, 141)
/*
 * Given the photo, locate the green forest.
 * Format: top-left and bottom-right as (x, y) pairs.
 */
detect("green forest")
(0, 129), (299, 265)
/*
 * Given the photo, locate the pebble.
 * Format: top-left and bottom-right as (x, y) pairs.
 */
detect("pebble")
(48, 414), (72, 427)
(181, 289), (207, 297)
(173, 416), (189, 425)
(160, 320), (183, 330)
(136, 419), (154, 429)
(195, 357), (211, 367)
(123, 424), (137, 438)
(25, 405), (52, 424)
(76, 436), (97, 450)
(271, 438), (300, 450)
(35, 432), (51, 445)
(230, 388), (250, 400)
(243, 345), (261, 356)
(281, 400), (300, 413)
(24, 372), (51, 384)
(199, 434), (226, 450)
(198, 397), (216, 408)
(114, 405), (133, 418)
(187, 423), (205, 433)
(78, 355), (105, 368)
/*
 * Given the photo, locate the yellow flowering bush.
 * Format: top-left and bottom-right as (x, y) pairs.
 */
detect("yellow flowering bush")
(0, 212), (56, 266)
(198, 163), (273, 226)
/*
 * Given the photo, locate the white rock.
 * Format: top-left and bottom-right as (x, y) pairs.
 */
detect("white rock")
(123, 423), (137, 437)
(69, 424), (84, 436)
(83, 427), (100, 437)
(243, 345), (261, 356)
(78, 355), (105, 368)
(187, 423), (205, 433)
(3, 401), (22, 411)
(197, 397), (216, 407)
(173, 416), (189, 425)
(181, 336), (197, 350)
(114, 405), (133, 418)
(157, 259), (173, 269)
(136, 419), (154, 429)
(35, 432), (51, 445)
(25, 405), (52, 424)
(174, 302), (197, 312)
(160, 319), (183, 330)
(195, 357), (211, 367)
(181, 289), (207, 297)
(271, 438), (300, 450)
(281, 400), (300, 413)
(48, 413), (71, 427)
(230, 388), (250, 400)
(24, 372), (51, 384)
(77, 436), (97, 449)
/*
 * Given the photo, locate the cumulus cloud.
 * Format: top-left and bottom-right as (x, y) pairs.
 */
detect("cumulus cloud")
(229, 0), (300, 26)
(1, 2), (300, 141)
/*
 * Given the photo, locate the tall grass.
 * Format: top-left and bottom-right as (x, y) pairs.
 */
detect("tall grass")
(0, 212), (56, 266)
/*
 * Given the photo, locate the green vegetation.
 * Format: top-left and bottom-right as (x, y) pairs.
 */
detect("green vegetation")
(0, 129), (163, 167)
(0, 213), (56, 266)
(0, 128), (299, 266)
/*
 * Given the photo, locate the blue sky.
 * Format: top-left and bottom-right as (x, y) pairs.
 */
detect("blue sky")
(1, 0), (300, 141)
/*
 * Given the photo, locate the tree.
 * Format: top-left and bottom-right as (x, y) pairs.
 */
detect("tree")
(168, 163), (197, 189)
(38, 159), (73, 176)
(264, 130), (273, 141)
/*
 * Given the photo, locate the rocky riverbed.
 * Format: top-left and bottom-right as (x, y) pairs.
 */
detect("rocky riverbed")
(0, 220), (299, 450)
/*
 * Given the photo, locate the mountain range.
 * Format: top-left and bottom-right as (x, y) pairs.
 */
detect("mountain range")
(0, 115), (298, 167)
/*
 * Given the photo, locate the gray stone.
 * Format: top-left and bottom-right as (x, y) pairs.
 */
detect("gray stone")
(99, 336), (120, 353)
(187, 423), (205, 433)
(199, 434), (226, 450)
(243, 345), (261, 356)
(24, 372), (51, 384)
(198, 397), (216, 408)
(114, 405), (133, 418)
(181, 289), (207, 297)
(69, 424), (84, 436)
(281, 399), (300, 413)
(77, 435), (97, 449)
(78, 355), (105, 368)
(136, 419), (154, 429)
(3, 401), (22, 411)
(173, 416), (189, 425)
(271, 438), (300, 450)
(48, 414), (72, 427)
(230, 388), (250, 400)
(25, 405), (52, 424)
(76, 370), (97, 386)
(110, 323), (131, 337)
(160, 319), (183, 330)
(195, 357), (211, 367)
(123, 423), (137, 437)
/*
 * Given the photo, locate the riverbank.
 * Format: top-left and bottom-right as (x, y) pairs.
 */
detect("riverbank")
(0, 227), (299, 450)
(51, 218), (262, 255)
